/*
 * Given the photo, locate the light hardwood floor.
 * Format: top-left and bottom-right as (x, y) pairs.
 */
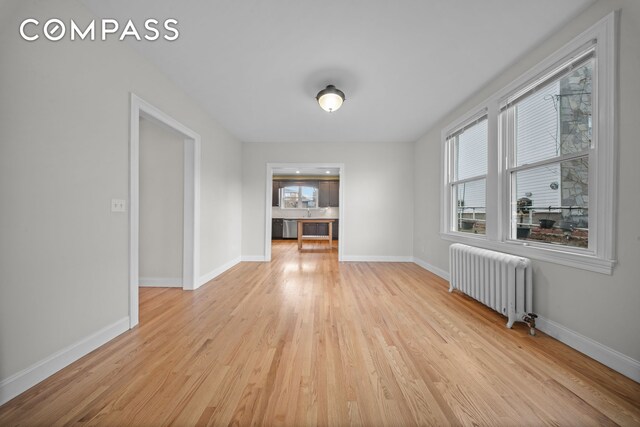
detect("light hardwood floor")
(1, 240), (639, 426)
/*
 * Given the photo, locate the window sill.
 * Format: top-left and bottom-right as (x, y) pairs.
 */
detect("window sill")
(440, 232), (615, 275)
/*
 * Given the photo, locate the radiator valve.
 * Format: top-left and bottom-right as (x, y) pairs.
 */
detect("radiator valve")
(522, 313), (538, 336)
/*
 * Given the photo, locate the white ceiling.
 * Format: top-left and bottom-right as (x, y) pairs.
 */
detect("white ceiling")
(274, 167), (340, 176)
(83, 0), (594, 144)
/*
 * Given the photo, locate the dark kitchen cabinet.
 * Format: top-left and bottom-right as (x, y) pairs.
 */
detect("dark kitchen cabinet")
(319, 181), (339, 207)
(302, 222), (335, 237)
(272, 181), (281, 207)
(303, 222), (317, 235)
(329, 181), (339, 207)
(317, 223), (329, 236)
(318, 182), (329, 207)
(272, 218), (283, 239)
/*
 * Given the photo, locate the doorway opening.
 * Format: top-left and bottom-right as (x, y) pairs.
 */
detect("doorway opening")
(265, 163), (345, 262)
(129, 94), (201, 328)
(138, 117), (184, 288)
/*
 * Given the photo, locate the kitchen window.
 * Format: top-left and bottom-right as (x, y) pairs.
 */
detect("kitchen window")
(440, 12), (617, 274)
(280, 185), (318, 209)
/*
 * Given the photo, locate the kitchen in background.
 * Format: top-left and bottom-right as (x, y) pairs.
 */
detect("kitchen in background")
(271, 167), (339, 243)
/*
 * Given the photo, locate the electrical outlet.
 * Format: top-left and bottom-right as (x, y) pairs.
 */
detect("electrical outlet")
(111, 199), (126, 212)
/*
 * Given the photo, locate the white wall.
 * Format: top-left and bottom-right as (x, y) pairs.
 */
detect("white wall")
(0, 0), (242, 385)
(139, 118), (184, 283)
(414, 0), (640, 365)
(242, 142), (414, 259)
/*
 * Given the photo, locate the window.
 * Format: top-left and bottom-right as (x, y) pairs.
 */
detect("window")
(503, 50), (593, 249)
(446, 116), (488, 235)
(280, 185), (318, 208)
(440, 13), (616, 274)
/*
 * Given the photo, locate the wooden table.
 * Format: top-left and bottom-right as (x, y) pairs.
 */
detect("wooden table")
(297, 219), (335, 250)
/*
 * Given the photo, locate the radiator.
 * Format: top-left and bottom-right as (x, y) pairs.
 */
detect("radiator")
(449, 243), (534, 329)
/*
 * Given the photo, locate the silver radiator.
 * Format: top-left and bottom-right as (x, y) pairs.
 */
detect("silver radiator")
(449, 243), (534, 329)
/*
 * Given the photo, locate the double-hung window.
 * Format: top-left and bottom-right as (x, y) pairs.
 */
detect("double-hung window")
(440, 12), (616, 274)
(445, 115), (488, 235)
(502, 48), (594, 249)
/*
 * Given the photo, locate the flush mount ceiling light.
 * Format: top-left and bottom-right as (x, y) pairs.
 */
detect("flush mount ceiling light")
(316, 85), (345, 113)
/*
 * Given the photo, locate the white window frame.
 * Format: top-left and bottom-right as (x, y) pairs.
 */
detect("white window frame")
(503, 47), (593, 248)
(280, 183), (319, 209)
(443, 109), (489, 238)
(440, 12), (617, 274)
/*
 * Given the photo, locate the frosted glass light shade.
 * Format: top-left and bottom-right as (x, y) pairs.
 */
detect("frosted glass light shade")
(316, 85), (345, 113)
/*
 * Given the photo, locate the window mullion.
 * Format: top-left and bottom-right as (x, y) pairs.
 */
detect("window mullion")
(501, 107), (515, 243)
(485, 101), (499, 242)
(449, 137), (456, 232)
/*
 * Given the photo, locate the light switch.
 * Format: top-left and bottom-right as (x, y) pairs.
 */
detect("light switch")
(111, 199), (126, 212)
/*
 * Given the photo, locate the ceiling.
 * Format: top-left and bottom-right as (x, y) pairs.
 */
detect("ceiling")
(83, 0), (594, 144)
(274, 167), (340, 177)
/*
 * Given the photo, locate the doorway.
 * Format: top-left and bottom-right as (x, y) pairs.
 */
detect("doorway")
(265, 163), (345, 262)
(129, 94), (201, 328)
(138, 117), (184, 288)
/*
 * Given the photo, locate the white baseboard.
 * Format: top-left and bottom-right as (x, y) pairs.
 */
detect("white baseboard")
(537, 316), (640, 383)
(412, 257), (639, 382)
(139, 277), (182, 287)
(241, 255), (266, 262)
(198, 256), (242, 288)
(412, 257), (451, 281)
(0, 316), (130, 406)
(341, 255), (414, 262)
